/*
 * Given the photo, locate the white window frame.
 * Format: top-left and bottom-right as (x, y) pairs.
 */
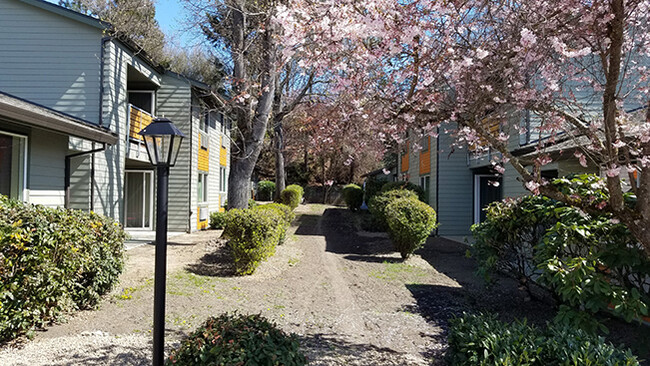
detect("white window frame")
(198, 172), (208, 204)
(128, 90), (156, 115)
(0, 130), (28, 201)
(474, 174), (502, 225)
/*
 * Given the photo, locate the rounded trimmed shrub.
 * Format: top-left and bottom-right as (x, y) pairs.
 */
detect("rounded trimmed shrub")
(209, 211), (228, 230)
(253, 203), (295, 244)
(385, 197), (437, 259)
(167, 312), (307, 366)
(368, 189), (419, 231)
(286, 184), (304, 198)
(281, 187), (301, 210)
(222, 209), (281, 275)
(342, 184), (363, 211)
(380, 181), (426, 202)
(0, 196), (126, 341)
(257, 180), (276, 201)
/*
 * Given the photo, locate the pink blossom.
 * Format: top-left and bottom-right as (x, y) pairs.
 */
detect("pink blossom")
(605, 165), (621, 178)
(525, 180), (541, 194)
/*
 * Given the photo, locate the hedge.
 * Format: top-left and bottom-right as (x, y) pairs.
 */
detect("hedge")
(257, 180), (276, 201)
(342, 184), (363, 211)
(209, 211), (228, 230)
(0, 196), (126, 342)
(222, 209), (282, 275)
(385, 197), (437, 259)
(380, 181), (426, 202)
(448, 312), (639, 365)
(167, 312), (306, 366)
(253, 203), (295, 245)
(368, 189), (419, 231)
(281, 187), (302, 210)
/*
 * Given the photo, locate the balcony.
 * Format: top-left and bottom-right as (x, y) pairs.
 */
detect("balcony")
(129, 104), (154, 142)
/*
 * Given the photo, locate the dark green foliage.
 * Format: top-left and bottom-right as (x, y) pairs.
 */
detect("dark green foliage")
(167, 312), (307, 366)
(471, 174), (650, 332)
(253, 203), (295, 245)
(380, 181), (426, 202)
(384, 197), (437, 259)
(257, 180), (276, 201)
(368, 189), (419, 231)
(209, 211), (228, 230)
(222, 209), (281, 275)
(342, 184), (363, 211)
(363, 176), (385, 203)
(0, 196), (126, 342)
(447, 312), (639, 365)
(281, 187), (302, 210)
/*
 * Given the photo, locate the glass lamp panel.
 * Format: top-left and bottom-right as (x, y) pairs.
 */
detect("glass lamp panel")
(143, 135), (158, 165)
(170, 135), (183, 166)
(156, 135), (172, 165)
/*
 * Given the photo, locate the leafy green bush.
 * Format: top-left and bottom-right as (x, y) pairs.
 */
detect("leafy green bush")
(368, 189), (419, 231)
(385, 197), (437, 259)
(342, 184), (363, 211)
(363, 177), (386, 204)
(209, 211), (228, 230)
(0, 196), (126, 342)
(222, 209), (280, 275)
(471, 174), (650, 332)
(286, 184), (304, 198)
(257, 180), (276, 201)
(447, 312), (639, 365)
(380, 181), (426, 202)
(254, 203), (294, 245)
(281, 187), (302, 210)
(167, 312), (306, 366)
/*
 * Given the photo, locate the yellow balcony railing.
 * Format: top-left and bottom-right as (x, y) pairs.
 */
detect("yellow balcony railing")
(129, 105), (154, 142)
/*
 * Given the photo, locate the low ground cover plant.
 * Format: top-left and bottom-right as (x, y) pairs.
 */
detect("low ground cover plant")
(342, 183), (363, 211)
(222, 208), (282, 275)
(472, 174), (650, 332)
(167, 312), (306, 366)
(257, 180), (276, 201)
(368, 189), (419, 231)
(0, 196), (126, 342)
(447, 312), (640, 365)
(385, 197), (437, 259)
(209, 211), (228, 230)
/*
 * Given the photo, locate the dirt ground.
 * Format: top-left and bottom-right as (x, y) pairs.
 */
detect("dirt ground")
(1, 204), (649, 365)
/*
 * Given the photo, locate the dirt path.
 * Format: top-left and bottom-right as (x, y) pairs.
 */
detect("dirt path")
(2, 204), (647, 365)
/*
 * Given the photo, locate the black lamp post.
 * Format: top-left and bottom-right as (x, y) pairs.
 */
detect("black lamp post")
(139, 117), (185, 366)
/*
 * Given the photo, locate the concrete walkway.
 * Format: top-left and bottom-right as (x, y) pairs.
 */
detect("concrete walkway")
(124, 230), (185, 250)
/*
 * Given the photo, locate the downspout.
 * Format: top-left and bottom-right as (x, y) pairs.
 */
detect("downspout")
(435, 126), (440, 236)
(65, 143), (106, 210)
(99, 37), (110, 127)
(188, 101), (194, 232)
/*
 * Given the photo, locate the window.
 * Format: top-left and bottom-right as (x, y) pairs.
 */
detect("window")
(419, 175), (430, 203)
(220, 167), (227, 192)
(420, 136), (429, 152)
(128, 91), (155, 114)
(198, 173), (208, 203)
(0, 131), (27, 200)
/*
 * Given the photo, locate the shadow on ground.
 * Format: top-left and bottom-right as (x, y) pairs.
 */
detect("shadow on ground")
(185, 241), (236, 277)
(300, 333), (410, 366)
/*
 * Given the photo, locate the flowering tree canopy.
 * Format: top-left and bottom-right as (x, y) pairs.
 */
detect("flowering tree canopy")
(276, 0), (650, 256)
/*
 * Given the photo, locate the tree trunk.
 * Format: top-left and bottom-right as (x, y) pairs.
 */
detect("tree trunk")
(274, 118), (286, 197)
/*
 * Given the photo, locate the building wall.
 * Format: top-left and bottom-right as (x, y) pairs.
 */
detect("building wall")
(0, 0), (103, 124)
(157, 73), (192, 232)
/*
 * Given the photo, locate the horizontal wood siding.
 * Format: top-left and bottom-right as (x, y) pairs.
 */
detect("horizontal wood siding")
(158, 74), (191, 232)
(28, 129), (68, 207)
(0, 0), (102, 123)
(436, 127), (474, 236)
(68, 154), (90, 211)
(129, 106), (153, 141)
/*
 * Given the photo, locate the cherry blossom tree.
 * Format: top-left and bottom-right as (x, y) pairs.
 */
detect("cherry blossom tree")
(277, 0), (650, 256)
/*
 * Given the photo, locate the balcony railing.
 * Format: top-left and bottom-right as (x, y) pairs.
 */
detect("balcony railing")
(129, 104), (154, 142)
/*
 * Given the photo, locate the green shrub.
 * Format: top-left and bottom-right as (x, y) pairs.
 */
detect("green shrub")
(447, 312), (639, 365)
(167, 312), (306, 366)
(254, 203), (294, 245)
(0, 196), (126, 342)
(385, 197), (437, 259)
(368, 189), (419, 231)
(342, 184), (364, 211)
(380, 181), (426, 202)
(257, 180), (276, 201)
(471, 174), (650, 333)
(222, 209), (280, 275)
(209, 211), (228, 230)
(281, 187), (301, 210)
(286, 184), (304, 198)
(364, 176), (385, 203)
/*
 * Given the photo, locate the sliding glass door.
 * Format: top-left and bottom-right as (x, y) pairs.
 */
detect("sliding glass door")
(0, 131), (27, 201)
(125, 171), (153, 229)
